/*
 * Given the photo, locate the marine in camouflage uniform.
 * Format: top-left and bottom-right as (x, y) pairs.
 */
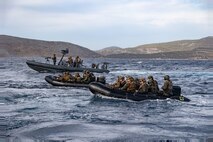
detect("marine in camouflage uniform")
(134, 78), (140, 90)
(74, 56), (81, 67)
(67, 56), (73, 66)
(147, 75), (159, 93)
(121, 76), (137, 93)
(82, 70), (93, 84)
(62, 72), (71, 82)
(56, 72), (70, 82)
(161, 75), (173, 96)
(74, 72), (82, 83)
(138, 78), (148, 94)
(68, 73), (75, 82)
(120, 76), (126, 88)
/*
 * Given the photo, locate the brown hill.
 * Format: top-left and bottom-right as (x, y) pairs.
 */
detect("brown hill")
(97, 37), (213, 59)
(96, 46), (125, 56)
(0, 35), (101, 58)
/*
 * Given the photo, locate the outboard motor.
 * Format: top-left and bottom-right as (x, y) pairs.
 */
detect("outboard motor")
(96, 76), (106, 84)
(172, 86), (181, 96)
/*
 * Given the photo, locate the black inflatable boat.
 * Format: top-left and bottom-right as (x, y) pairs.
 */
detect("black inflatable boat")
(45, 75), (90, 87)
(45, 75), (106, 88)
(89, 82), (190, 102)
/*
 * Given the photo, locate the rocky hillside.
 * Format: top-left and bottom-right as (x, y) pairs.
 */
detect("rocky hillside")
(97, 37), (213, 59)
(1, 35), (212, 59)
(96, 46), (124, 56)
(0, 35), (100, 58)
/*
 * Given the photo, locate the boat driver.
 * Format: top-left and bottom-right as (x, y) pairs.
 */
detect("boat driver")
(161, 75), (173, 96)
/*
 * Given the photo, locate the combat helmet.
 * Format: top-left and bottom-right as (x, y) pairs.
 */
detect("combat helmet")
(164, 75), (170, 80)
(148, 75), (153, 80)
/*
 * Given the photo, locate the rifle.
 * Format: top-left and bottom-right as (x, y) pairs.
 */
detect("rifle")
(45, 57), (51, 61)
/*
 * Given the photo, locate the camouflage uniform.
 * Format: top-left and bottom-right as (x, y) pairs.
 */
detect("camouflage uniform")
(134, 78), (140, 90)
(74, 56), (81, 67)
(161, 75), (173, 96)
(56, 72), (70, 82)
(75, 73), (82, 83)
(82, 70), (87, 80)
(121, 77), (137, 93)
(147, 76), (159, 93)
(82, 71), (91, 84)
(120, 77), (126, 88)
(63, 72), (71, 82)
(68, 56), (73, 66)
(138, 78), (148, 93)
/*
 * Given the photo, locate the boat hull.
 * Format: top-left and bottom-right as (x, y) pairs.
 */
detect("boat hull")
(89, 82), (190, 102)
(26, 60), (110, 73)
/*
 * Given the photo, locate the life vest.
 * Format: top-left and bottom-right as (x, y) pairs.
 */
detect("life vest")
(138, 83), (148, 93)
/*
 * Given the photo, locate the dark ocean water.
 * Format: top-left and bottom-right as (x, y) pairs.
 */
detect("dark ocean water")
(0, 57), (212, 142)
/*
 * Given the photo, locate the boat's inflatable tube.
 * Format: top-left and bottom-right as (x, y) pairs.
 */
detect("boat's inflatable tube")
(89, 82), (190, 102)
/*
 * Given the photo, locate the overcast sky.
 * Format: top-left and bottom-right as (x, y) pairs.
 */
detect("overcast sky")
(1, 0), (212, 50)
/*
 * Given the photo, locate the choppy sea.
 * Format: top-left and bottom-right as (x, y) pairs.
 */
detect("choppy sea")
(0, 57), (212, 142)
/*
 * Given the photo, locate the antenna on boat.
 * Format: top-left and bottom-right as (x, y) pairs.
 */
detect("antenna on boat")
(58, 48), (69, 65)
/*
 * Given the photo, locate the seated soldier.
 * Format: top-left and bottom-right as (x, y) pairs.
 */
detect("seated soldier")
(82, 70), (87, 79)
(56, 73), (65, 81)
(74, 72), (82, 83)
(120, 76), (126, 88)
(62, 72), (71, 82)
(82, 70), (92, 84)
(121, 76), (137, 93)
(110, 76), (122, 89)
(68, 73), (75, 82)
(90, 72), (96, 82)
(147, 75), (159, 94)
(56, 72), (70, 82)
(134, 78), (140, 90)
(137, 78), (148, 94)
(161, 75), (173, 96)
